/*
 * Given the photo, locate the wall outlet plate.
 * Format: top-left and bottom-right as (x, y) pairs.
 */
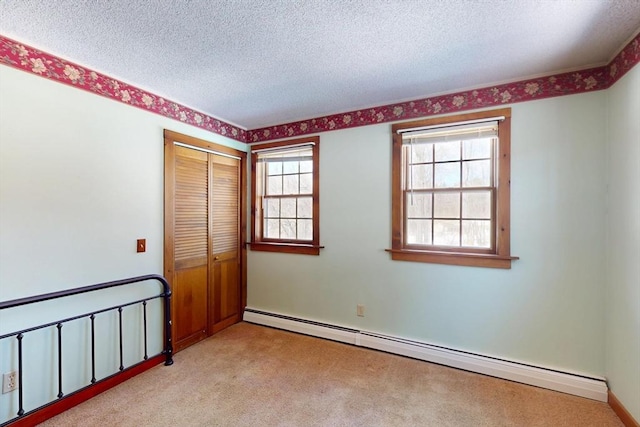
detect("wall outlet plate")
(2, 371), (18, 394)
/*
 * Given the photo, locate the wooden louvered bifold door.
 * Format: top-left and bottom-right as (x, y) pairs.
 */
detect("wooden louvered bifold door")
(173, 146), (209, 349)
(166, 134), (244, 352)
(209, 154), (241, 334)
(165, 139), (244, 351)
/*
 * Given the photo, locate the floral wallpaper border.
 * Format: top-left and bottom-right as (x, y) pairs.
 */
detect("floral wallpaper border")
(1, 32), (637, 145)
(0, 35), (247, 143)
(248, 33), (640, 143)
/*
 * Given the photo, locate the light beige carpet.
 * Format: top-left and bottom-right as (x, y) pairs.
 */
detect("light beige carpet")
(40, 322), (622, 426)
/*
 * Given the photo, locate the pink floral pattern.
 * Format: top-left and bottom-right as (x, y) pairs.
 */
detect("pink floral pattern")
(0, 36), (247, 142)
(607, 35), (640, 82)
(1, 32), (638, 145)
(247, 67), (609, 142)
(248, 33), (640, 143)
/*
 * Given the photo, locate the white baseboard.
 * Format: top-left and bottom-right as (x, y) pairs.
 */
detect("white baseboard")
(243, 308), (608, 402)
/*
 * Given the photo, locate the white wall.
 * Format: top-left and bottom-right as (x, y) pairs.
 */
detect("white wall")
(1, 56), (637, 420)
(605, 65), (640, 420)
(248, 91), (609, 377)
(0, 65), (244, 422)
(0, 66), (245, 300)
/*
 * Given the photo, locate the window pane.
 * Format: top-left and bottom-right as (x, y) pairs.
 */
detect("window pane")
(283, 160), (299, 174)
(297, 219), (312, 240)
(463, 138), (492, 160)
(265, 198), (280, 218)
(392, 112), (511, 265)
(300, 160), (313, 173)
(434, 141), (460, 161)
(462, 220), (491, 248)
(410, 164), (433, 189)
(298, 197), (312, 218)
(462, 191), (491, 219)
(300, 173), (312, 194)
(407, 219), (432, 245)
(281, 219), (296, 239)
(281, 198), (296, 218)
(462, 159), (491, 187)
(433, 220), (460, 246)
(409, 144), (433, 163)
(434, 163), (460, 188)
(283, 175), (299, 195)
(406, 193), (432, 218)
(267, 161), (282, 175)
(253, 138), (319, 250)
(265, 219), (280, 239)
(434, 192), (460, 218)
(267, 176), (282, 195)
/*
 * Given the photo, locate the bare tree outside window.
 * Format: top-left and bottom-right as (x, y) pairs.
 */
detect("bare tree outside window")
(404, 137), (495, 249)
(389, 108), (517, 268)
(250, 136), (321, 256)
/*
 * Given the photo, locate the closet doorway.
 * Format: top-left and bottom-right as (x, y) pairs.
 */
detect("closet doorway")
(164, 130), (246, 352)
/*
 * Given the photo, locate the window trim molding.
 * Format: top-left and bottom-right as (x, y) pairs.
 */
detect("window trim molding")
(389, 108), (518, 269)
(249, 136), (321, 255)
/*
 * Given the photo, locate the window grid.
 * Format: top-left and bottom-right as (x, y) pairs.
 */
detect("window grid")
(390, 108), (514, 268)
(262, 157), (313, 242)
(403, 138), (496, 250)
(250, 136), (320, 255)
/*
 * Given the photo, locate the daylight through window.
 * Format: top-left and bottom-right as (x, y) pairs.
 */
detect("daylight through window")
(389, 108), (516, 268)
(404, 122), (497, 250)
(250, 137), (321, 255)
(260, 146), (313, 240)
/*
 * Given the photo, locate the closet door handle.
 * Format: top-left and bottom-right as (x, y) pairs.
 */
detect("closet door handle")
(213, 256), (220, 261)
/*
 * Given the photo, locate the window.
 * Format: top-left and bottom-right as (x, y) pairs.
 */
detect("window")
(388, 108), (517, 268)
(249, 136), (321, 255)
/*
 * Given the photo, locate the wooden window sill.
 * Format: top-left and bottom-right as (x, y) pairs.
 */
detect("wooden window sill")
(385, 249), (518, 269)
(248, 242), (324, 255)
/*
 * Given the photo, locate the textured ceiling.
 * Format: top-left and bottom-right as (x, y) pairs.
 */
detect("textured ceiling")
(1, 1), (639, 130)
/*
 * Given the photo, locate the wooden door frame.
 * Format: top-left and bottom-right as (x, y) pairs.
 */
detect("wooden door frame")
(163, 129), (247, 352)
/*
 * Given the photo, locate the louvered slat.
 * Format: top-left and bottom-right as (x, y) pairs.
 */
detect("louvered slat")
(175, 148), (208, 262)
(212, 162), (239, 254)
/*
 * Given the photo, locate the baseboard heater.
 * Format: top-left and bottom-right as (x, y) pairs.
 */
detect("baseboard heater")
(243, 308), (608, 402)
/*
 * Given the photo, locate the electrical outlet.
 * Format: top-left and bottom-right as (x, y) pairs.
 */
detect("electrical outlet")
(2, 371), (18, 394)
(357, 304), (365, 317)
